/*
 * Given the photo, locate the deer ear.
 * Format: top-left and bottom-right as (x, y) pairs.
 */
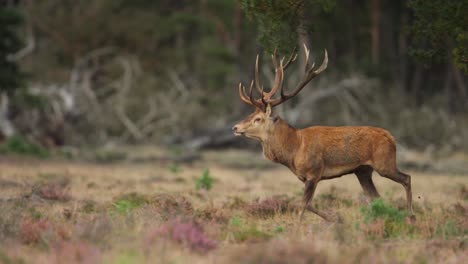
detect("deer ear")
(265, 104), (272, 117)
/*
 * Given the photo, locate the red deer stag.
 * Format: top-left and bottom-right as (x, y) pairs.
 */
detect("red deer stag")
(233, 45), (414, 221)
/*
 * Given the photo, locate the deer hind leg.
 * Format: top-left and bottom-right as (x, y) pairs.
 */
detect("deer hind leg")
(375, 168), (414, 216)
(355, 166), (380, 200)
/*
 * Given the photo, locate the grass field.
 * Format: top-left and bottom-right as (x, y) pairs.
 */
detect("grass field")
(0, 148), (467, 263)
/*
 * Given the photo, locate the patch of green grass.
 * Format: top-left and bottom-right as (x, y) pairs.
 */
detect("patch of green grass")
(274, 226), (284, 233)
(361, 198), (412, 238)
(112, 250), (144, 264)
(436, 220), (461, 238)
(168, 163), (181, 174)
(0, 135), (49, 158)
(94, 150), (127, 163)
(361, 198), (408, 223)
(113, 193), (148, 214)
(0, 249), (24, 264)
(196, 169), (214, 191)
(232, 226), (271, 243)
(229, 216), (243, 227)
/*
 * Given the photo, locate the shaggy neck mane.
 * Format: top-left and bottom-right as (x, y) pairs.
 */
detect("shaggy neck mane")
(260, 117), (300, 167)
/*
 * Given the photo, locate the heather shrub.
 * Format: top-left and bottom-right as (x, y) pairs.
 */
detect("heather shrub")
(74, 215), (112, 244)
(146, 218), (217, 254)
(226, 239), (329, 264)
(195, 205), (230, 224)
(149, 194), (193, 220)
(49, 241), (102, 264)
(19, 217), (52, 244)
(246, 196), (297, 218)
(32, 182), (71, 202)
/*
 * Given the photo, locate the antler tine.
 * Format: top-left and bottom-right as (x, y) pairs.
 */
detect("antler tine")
(254, 54), (263, 95)
(238, 46), (325, 110)
(282, 47), (298, 70)
(269, 48), (328, 107)
(238, 82), (253, 106)
(303, 43), (311, 72)
(248, 79), (265, 109)
(260, 85), (267, 106)
(265, 58), (284, 101)
(264, 47), (297, 101)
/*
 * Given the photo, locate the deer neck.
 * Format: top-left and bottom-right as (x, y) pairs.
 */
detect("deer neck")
(261, 118), (300, 167)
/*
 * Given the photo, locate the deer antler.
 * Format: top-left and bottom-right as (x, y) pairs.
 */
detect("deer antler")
(238, 45), (327, 110)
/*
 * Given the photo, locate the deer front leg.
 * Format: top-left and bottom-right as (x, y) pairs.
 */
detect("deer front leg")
(299, 169), (334, 222)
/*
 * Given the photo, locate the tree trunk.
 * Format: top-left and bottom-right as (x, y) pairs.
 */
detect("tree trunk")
(398, 6), (408, 94)
(370, 0), (380, 65)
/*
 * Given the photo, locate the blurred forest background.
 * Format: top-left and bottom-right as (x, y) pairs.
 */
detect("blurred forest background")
(0, 0), (467, 155)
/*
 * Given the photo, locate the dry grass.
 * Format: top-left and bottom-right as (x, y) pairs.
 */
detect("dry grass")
(0, 149), (467, 263)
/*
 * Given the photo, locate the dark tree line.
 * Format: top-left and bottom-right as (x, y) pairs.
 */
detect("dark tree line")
(0, 0), (466, 150)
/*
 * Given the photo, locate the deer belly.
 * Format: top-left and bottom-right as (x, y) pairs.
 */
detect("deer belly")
(322, 164), (359, 178)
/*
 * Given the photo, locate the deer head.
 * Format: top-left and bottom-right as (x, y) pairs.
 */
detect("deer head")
(232, 45), (328, 140)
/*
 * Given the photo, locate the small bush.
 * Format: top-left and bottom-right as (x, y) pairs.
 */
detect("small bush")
(0, 135), (49, 158)
(246, 196), (297, 218)
(361, 198), (408, 223)
(113, 193), (148, 214)
(274, 226), (284, 233)
(168, 163), (182, 174)
(436, 220), (461, 238)
(195, 206), (230, 224)
(51, 241), (102, 264)
(149, 194), (193, 220)
(195, 169), (214, 191)
(81, 200), (97, 214)
(32, 182), (71, 202)
(147, 218), (217, 254)
(229, 216), (243, 227)
(231, 226), (271, 243)
(19, 217), (51, 244)
(360, 199), (411, 238)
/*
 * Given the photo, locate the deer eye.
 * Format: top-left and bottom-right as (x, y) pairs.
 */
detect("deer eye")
(254, 117), (261, 123)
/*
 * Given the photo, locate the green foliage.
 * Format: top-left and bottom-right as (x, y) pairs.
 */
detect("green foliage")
(0, 135), (49, 158)
(361, 198), (412, 238)
(232, 225), (271, 242)
(113, 193), (148, 214)
(408, 0), (468, 72)
(436, 220), (461, 238)
(274, 226), (284, 233)
(240, 0), (336, 53)
(168, 163), (182, 174)
(196, 169), (214, 191)
(0, 249), (24, 264)
(361, 198), (408, 223)
(94, 150), (127, 164)
(240, 0), (304, 53)
(229, 216), (243, 227)
(0, 7), (24, 94)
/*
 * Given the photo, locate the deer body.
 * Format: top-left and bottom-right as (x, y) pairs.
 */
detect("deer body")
(234, 45), (414, 221)
(259, 117), (396, 180)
